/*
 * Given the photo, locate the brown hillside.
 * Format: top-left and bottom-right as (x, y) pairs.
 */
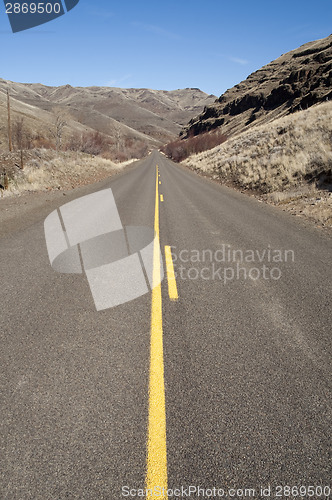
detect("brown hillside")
(0, 80), (215, 153)
(183, 34), (332, 139)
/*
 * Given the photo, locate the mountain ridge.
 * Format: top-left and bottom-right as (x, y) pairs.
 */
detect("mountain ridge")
(183, 34), (332, 139)
(0, 80), (216, 158)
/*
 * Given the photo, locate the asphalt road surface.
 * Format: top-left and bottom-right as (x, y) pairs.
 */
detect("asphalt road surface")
(1, 151), (331, 499)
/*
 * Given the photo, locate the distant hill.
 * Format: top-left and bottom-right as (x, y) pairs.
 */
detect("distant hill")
(0, 81), (215, 159)
(183, 34), (332, 139)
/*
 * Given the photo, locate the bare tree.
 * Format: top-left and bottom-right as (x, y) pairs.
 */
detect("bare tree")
(51, 108), (68, 154)
(12, 117), (32, 150)
(13, 117), (33, 169)
(113, 123), (123, 155)
(13, 117), (24, 150)
(7, 90), (12, 152)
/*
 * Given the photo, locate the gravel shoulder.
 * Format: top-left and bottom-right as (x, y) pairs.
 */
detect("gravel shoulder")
(181, 163), (332, 235)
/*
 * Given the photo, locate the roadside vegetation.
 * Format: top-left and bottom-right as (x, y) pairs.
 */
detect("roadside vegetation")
(182, 101), (332, 227)
(160, 129), (227, 162)
(4, 115), (148, 161)
(0, 148), (132, 197)
(0, 108), (141, 197)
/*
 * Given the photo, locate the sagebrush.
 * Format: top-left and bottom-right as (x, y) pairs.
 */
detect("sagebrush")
(183, 101), (332, 193)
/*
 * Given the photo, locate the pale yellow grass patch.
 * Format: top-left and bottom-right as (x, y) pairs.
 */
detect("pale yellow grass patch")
(183, 101), (332, 193)
(183, 101), (332, 227)
(1, 149), (132, 197)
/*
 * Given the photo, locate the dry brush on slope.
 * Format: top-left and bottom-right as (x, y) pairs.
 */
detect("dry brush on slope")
(0, 149), (131, 196)
(183, 102), (332, 226)
(161, 129), (227, 162)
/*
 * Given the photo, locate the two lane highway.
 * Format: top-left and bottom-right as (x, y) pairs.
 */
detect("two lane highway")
(0, 150), (331, 499)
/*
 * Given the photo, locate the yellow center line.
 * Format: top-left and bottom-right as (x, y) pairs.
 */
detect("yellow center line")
(164, 246), (178, 301)
(146, 165), (168, 498)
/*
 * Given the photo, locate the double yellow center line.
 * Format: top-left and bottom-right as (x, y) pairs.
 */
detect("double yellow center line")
(146, 165), (178, 499)
(146, 165), (178, 498)
(146, 166), (168, 498)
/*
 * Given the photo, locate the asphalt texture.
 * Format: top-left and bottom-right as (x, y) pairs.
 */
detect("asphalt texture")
(0, 150), (331, 499)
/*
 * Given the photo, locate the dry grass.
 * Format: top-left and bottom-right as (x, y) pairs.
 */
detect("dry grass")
(183, 101), (332, 192)
(183, 101), (332, 227)
(264, 186), (332, 227)
(0, 149), (134, 197)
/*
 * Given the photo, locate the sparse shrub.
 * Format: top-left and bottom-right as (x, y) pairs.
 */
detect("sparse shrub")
(65, 131), (149, 161)
(32, 134), (54, 149)
(66, 130), (111, 156)
(12, 118), (32, 150)
(114, 151), (128, 162)
(82, 131), (109, 155)
(66, 131), (82, 152)
(3, 171), (9, 190)
(162, 131), (227, 162)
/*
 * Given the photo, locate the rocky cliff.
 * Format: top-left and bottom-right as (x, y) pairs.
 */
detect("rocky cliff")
(183, 34), (332, 138)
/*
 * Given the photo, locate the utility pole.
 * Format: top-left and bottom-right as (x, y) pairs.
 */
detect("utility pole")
(7, 90), (12, 152)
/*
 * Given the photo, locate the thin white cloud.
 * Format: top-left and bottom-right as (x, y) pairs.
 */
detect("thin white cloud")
(87, 7), (114, 18)
(106, 74), (133, 87)
(229, 56), (249, 65)
(285, 24), (311, 35)
(132, 22), (180, 40)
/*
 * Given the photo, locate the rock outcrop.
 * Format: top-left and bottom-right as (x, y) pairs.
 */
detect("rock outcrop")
(183, 34), (332, 138)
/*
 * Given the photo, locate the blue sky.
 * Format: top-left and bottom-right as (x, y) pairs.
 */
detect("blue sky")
(1, 0), (331, 96)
